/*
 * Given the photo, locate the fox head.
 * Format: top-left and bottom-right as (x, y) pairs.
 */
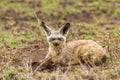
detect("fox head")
(41, 22), (70, 48)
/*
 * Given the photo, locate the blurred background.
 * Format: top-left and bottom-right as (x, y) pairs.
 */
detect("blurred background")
(0, 0), (120, 79)
(0, 0), (120, 48)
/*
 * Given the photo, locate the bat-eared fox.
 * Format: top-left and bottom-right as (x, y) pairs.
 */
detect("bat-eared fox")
(41, 22), (107, 66)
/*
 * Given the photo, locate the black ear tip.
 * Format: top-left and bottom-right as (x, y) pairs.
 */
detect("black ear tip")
(41, 21), (45, 25)
(66, 23), (70, 26)
(41, 21), (46, 27)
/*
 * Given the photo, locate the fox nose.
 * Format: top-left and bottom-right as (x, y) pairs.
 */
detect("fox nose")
(53, 42), (60, 46)
(53, 40), (60, 46)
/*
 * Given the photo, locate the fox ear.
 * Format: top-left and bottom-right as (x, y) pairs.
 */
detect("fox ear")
(41, 22), (51, 36)
(59, 23), (70, 36)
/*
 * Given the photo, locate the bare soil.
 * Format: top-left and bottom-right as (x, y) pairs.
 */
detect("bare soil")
(12, 43), (48, 70)
(0, 0), (120, 76)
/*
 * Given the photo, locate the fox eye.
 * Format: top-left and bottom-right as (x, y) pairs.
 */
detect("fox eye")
(58, 38), (63, 41)
(49, 38), (55, 42)
(52, 38), (56, 40)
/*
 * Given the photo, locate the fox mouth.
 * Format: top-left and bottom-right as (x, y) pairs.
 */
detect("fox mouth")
(53, 43), (60, 46)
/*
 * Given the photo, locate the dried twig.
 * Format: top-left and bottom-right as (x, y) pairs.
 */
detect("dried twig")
(32, 9), (45, 43)
(33, 55), (57, 75)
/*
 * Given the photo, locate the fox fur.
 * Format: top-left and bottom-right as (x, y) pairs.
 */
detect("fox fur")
(41, 22), (107, 66)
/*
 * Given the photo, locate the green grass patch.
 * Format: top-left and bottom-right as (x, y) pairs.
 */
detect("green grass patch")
(0, 1), (31, 13)
(1, 31), (37, 48)
(3, 33), (20, 48)
(3, 70), (17, 79)
(40, 0), (60, 16)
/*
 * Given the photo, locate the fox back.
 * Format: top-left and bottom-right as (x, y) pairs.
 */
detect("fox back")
(41, 22), (107, 66)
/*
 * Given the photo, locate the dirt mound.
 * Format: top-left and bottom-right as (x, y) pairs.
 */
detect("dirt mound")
(13, 43), (48, 70)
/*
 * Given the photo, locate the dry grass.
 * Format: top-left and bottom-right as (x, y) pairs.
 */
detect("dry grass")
(0, 32), (120, 80)
(0, 0), (120, 80)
